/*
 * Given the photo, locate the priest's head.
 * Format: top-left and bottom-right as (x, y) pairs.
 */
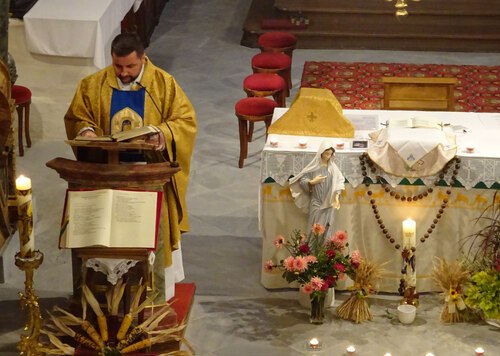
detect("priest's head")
(111, 33), (146, 84)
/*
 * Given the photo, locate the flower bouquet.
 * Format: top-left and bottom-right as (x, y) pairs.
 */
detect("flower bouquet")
(264, 223), (360, 324)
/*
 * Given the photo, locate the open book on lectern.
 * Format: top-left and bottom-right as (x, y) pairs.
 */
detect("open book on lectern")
(59, 188), (162, 249)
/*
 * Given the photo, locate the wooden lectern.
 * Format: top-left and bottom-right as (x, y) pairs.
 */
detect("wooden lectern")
(46, 140), (181, 315)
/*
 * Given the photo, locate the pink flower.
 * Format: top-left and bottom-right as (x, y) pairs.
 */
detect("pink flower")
(274, 235), (285, 248)
(339, 272), (346, 281)
(300, 233), (307, 243)
(351, 250), (361, 264)
(312, 223), (325, 235)
(335, 230), (348, 242)
(264, 260), (274, 272)
(310, 276), (325, 291)
(334, 262), (346, 273)
(302, 283), (313, 295)
(305, 255), (317, 264)
(293, 256), (308, 272)
(330, 230), (348, 248)
(299, 244), (310, 254)
(351, 250), (362, 268)
(283, 256), (295, 272)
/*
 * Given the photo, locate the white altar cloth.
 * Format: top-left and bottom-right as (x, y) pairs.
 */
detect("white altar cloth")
(24, 0), (142, 69)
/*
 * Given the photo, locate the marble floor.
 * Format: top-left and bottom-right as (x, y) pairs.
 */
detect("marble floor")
(1, 0), (499, 355)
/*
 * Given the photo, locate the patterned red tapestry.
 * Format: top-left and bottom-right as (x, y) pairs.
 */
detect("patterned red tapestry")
(301, 61), (500, 112)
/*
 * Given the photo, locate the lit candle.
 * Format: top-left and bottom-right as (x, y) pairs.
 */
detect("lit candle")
(346, 345), (356, 355)
(465, 143), (475, 153)
(475, 347), (485, 356)
(425, 353), (435, 356)
(309, 338), (319, 349)
(298, 138), (308, 148)
(402, 218), (416, 248)
(384, 353), (392, 356)
(16, 175), (34, 257)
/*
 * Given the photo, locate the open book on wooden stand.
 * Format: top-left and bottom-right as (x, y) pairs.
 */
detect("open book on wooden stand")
(47, 141), (182, 319)
(59, 188), (162, 249)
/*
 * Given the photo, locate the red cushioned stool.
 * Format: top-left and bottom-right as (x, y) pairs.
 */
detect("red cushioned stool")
(243, 73), (286, 107)
(251, 52), (292, 96)
(258, 31), (297, 59)
(12, 84), (32, 156)
(235, 97), (278, 168)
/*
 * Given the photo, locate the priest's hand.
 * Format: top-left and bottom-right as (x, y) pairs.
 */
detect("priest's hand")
(144, 131), (166, 151)
(79, 129), (97, 138)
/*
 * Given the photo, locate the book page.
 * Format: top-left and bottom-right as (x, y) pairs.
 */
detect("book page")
(66, 190), (113, 247)
(112, 125), (158, 142)
(110, 190), (159, 248)
(74, 135), (113, 142)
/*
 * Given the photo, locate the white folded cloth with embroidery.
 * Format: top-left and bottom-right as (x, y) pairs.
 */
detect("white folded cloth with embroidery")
(372, 127), (453, 168)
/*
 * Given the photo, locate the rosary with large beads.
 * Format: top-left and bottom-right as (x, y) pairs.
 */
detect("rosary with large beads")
(358, 152), (461, 250)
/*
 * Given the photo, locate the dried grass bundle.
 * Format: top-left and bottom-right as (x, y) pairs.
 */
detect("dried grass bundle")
(431, 257), (471, 323)
(336, 259), (385, 323)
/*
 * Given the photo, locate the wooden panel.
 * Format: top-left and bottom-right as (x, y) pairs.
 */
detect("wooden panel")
(382, 77), (457, 111)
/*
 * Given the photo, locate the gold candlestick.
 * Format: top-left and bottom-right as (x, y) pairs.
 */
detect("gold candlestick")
(15, 250), (44, 355)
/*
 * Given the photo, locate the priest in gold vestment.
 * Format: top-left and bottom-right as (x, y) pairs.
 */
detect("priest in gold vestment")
(64, 33), (197, 300)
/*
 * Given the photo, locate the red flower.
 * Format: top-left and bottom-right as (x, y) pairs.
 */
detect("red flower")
(321, 282), (329, 291)
(299, 244), (310, 254)
(334, 262), (346, 273)
(325, 275), (336, 287)
(326, 249), (336, 259)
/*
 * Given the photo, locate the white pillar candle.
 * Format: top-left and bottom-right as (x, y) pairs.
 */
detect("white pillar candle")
(402, 218), (417, 288)
(402, 218), (416, 248)
(16, 175), (34, 257)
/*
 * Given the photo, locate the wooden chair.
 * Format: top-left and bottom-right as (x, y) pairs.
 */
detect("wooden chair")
(243, 73), (287, 107)
(0, 59), (33, 156)
(235, 97), (278, 168)
(382, 77), (458, 111)
(251, 52), (292, 96)
(258, 31), (297, 59)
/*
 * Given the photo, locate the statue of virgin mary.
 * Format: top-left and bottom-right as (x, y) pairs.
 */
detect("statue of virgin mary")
(289, 140), (345, 234)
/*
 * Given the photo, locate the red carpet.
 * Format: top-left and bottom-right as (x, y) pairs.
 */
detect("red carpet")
(301, 61), (500, 112)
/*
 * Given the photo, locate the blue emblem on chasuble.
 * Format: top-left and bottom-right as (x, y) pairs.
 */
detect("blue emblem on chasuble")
(110, 88), (146, 134)
(110, 88), (147, 162)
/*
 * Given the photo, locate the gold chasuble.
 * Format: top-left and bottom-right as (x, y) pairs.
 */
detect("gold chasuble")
(64, 58), (197, 267)
(268, 88), (354, 138)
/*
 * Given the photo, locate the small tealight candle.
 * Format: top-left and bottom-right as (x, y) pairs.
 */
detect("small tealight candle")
(16, 175), (32, 191)
(298, 138), (308, 148)
(346, 345), (356, 355)
(336, 141), (345, 149)
(269, 136), (279, 148)
(309, 338), (319, 349)
(465, 143), (475, 153)
(384, 353), (392, 356)
(475, 347), (485, 356)
(425, 353), (435, 356)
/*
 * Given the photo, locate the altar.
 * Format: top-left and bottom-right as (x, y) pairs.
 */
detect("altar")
(23, 0), (142, 68)
(260, 108), (500, 292)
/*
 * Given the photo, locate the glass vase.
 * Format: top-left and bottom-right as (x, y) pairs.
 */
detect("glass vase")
(309, 293), (326, 324)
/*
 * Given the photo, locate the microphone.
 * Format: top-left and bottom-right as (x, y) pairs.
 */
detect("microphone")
(135, 81), (178, 167)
